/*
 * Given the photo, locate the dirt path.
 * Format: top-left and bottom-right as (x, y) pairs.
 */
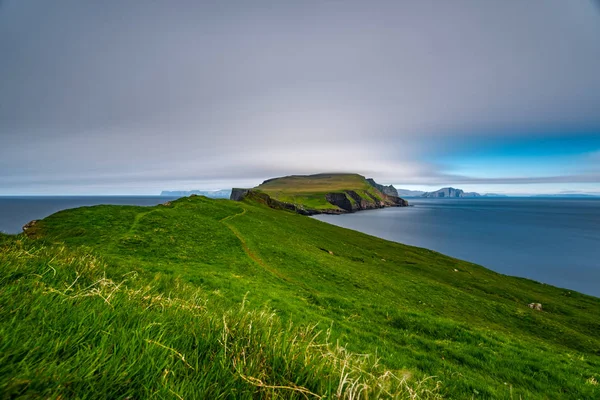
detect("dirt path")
(220, 207), (291, 282)
(127, 209), (158, 235)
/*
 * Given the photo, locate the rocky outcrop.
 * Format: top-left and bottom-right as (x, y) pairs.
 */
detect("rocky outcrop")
(232, 189), (345, 215)
(230, 189), (406, 216)
(230, 188), (251, 201)
(366, 178), (399, 197)
(365, 179), (409, 207)
(325, 192), (354, 212)
(385, 195), (409, 207)
(324, 190), (406, 213)
(22, 220), (39, 232)
(22, 220), (40, 238)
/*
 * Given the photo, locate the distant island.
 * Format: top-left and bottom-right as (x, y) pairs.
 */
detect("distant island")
(420, 187), (499, 198)
(396, 188), (426, 197)
(404, 187), (598, 198)
(161, 189), (231, 198)
(231, 173), (408, 215)
(393, 187), (508, 198)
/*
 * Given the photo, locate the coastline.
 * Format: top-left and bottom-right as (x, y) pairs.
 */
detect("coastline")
(312, 197), (600, 297)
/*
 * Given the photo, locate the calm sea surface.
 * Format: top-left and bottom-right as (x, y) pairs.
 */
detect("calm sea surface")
(0, 196), (178, 235)
(313, 198), (600, 297)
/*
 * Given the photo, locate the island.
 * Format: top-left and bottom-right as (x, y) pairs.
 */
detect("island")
(161, 189), (231, 198)
(419, 187), (509, 198)
(421, 187), (481, 198)
(230, 173), (408, 215)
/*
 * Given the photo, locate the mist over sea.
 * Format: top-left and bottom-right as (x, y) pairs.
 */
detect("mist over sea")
(313, 198), (600, 297)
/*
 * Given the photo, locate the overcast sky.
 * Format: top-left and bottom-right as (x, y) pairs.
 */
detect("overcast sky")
(1, 0), (599, 195)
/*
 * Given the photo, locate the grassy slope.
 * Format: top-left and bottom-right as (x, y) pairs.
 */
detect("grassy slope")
(2, 196), (600, 398)
(1, 235), (428, 399)
(254, 173), (385, 210)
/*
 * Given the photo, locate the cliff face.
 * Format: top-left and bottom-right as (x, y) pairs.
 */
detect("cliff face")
(366, 178), (399, 197)
(231, 188), (408, 215)
(325, 190), (406, 212)
(231, 189), (342, 215)
(230, 188), (250, 201)
(231, 174), (408, 215)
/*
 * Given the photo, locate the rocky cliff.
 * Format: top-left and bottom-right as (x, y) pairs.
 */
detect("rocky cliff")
(230, 188), (250, 201)
(230, 189), (335, 215)
(231, 188), (407, 215)
(366, 178), (399, 197)
(230, 174), (408, 215)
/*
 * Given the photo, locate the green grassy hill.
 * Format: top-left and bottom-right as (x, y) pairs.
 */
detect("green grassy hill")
(238, 173), (407, 213)
(2, 195), (599, 398)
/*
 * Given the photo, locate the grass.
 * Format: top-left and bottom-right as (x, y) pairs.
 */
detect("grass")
(0, 238), (438, 399)
(254, 173), (386, 211)
(1, 195), (600, 398)
(258, 173), (376, 193)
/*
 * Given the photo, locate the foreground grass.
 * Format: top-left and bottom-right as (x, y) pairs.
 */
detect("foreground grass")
(2, 195), (600, 398)
(0, 237), (440, 399)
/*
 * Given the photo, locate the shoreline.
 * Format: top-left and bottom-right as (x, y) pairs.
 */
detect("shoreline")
(311, 200), (600, 298)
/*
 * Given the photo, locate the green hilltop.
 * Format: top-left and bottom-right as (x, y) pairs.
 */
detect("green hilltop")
(1, 187), (599, 398)
(232, 173), (408, 214)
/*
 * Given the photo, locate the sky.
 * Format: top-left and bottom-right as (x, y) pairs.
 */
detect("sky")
(1, 0), (599, 195)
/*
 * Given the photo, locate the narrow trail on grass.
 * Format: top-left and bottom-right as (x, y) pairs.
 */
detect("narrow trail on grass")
(127, 210), (158, 235)
(220, 207), (291, 283)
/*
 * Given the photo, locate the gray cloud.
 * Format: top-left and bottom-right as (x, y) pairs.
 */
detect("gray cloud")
(1, 1), (600, 193)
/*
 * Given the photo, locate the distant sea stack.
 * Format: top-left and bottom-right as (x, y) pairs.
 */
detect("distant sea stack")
(421, 188), (481, 198)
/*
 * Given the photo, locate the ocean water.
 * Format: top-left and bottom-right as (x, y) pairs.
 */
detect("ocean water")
(0, 196), (179, 235)
(313, 198), (600, 297)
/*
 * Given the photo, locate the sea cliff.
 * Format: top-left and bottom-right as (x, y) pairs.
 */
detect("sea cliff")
(231, 173), (408, 215)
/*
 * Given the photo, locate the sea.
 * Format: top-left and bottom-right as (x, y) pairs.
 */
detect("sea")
(313, 198), (600, 297)
(1, 196), (598, 297)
